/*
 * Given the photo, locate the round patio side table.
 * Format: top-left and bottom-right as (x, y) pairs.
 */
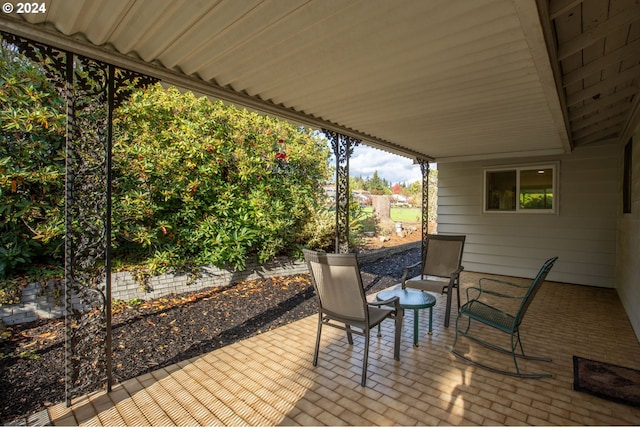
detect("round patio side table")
(376, 288), (436, 347)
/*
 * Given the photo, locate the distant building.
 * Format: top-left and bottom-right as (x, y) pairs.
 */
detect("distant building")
(322, 185), (372, 206)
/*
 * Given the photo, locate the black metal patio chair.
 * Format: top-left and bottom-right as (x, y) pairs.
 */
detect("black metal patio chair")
(449, 256), (558, 378)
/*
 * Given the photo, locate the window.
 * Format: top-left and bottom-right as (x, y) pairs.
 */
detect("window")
(484, 164), (557, 213)
(623, 139), (633, 214)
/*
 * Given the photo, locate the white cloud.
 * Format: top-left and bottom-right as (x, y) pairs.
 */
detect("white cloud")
(324, 135), (436, 185)
(349, 145), (422, 185)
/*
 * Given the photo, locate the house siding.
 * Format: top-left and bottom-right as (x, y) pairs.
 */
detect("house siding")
(437, 144), (619, 287)
(617, 127), (640, 340)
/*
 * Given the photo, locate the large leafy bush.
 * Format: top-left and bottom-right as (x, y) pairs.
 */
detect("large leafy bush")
(1, 41), (332, 289)
(0, 42), (65, 280)
(112, 85), (331, 272)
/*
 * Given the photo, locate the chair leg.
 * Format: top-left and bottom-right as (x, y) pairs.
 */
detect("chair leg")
(514, 329), (551, 362)
(510, 333), (522, 376)
(393, 311), (402, 361)
(450, 313), (472, 352)
(345, 324), (354, 345)
(444, 285), (454, 328)
(462, 315), (472, 334)
(313, 314), (323, 367)
(361, 332), (370, 387)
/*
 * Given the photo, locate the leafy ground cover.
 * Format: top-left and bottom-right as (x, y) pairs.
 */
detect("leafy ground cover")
(0, 247), (420, 424)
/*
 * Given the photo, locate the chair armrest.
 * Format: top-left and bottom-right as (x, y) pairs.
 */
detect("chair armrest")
(479, 277), (528, 290)
(401, 261), (422, 286)
(468, 288), (521, 299)
(369, 296), (401, 314)
(449, 265), (464, 281)
(466, 277), (526, 301)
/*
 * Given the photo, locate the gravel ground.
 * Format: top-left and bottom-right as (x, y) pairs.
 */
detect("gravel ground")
(0, 247), (420, 424)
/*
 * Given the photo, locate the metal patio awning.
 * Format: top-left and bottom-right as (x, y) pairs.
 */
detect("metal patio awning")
(1, 0), (639, 160)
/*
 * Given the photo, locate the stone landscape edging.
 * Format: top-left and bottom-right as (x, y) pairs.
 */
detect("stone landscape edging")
(0, 241), (420, 325)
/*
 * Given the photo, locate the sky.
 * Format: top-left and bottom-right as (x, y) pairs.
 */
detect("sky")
(348, 145), (424, 185)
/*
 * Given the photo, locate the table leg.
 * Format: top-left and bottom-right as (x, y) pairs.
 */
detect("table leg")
(413, 309), (419, 347)
(428, 307), (433, 335)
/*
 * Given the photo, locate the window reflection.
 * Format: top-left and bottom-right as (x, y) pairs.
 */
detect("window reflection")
(486, 170), (516, 211)
(519, 169), (553, 210)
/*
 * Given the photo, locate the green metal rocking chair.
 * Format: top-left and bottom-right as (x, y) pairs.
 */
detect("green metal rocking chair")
(449, 256), (558, 378)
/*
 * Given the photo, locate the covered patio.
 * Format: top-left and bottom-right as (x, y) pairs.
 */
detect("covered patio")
(47, 272), (640, 426)
(2, 0), (640, 424)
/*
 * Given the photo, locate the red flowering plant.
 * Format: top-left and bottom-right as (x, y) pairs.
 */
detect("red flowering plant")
(273, 137), (289, 173)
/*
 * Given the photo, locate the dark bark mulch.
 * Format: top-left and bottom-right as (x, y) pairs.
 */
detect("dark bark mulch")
(0, 248), (420, 424)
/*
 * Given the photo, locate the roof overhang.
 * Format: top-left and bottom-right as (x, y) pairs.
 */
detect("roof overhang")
(1, 0), (638, 162)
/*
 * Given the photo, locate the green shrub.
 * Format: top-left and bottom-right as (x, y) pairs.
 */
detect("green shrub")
(1, 43), (333, 290)
(298, 198), (371, 255)
(300, 205), (335, 253)
(0, 41), (65, 280)
(112, 85), (331, 273)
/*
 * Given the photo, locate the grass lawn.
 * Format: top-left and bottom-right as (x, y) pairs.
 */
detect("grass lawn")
(362, 206), (421, 223)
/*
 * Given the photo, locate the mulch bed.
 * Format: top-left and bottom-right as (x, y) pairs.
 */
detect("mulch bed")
(0, 248), (420, 424)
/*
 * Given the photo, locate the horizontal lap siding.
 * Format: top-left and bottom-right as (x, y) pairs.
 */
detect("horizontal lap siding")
(437, 144), (619, 287)
(617, 129), (640, 339)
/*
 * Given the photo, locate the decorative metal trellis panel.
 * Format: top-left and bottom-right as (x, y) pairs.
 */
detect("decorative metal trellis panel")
(418, 158), (430, 263)
(1, 31), (158, 405)
(322, 129), (360, 254)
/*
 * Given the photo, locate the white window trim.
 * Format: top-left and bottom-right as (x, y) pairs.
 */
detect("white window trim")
(483, 162), (559, 214)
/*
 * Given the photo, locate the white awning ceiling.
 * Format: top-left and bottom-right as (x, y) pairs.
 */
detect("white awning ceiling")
(1, 0), (639, 162)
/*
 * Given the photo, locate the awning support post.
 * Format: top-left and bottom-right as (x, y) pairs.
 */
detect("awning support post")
(322, 130), (360, 253)
(418, 159), (430, 262)
(0, 31), (157, 406)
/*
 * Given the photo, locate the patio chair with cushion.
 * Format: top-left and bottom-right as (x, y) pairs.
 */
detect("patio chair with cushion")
(401, 234), (466, 327)
(449, 256), (558, 378)
(303, 249), (403, 387)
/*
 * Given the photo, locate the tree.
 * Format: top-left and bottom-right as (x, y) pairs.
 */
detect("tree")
(406, 169), (438, 222)
(408, 180), (422, 200)
(366, 170), (390, 195)
(349, 175), (366, 191)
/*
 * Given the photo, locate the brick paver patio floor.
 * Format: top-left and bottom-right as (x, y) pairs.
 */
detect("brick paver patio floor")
(48, 272), (640, 425)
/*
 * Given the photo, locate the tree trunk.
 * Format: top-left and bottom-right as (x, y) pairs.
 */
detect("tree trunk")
(371, 195), (391, 221)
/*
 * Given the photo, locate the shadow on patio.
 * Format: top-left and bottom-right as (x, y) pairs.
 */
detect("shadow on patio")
(49, 272), (640, 426)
